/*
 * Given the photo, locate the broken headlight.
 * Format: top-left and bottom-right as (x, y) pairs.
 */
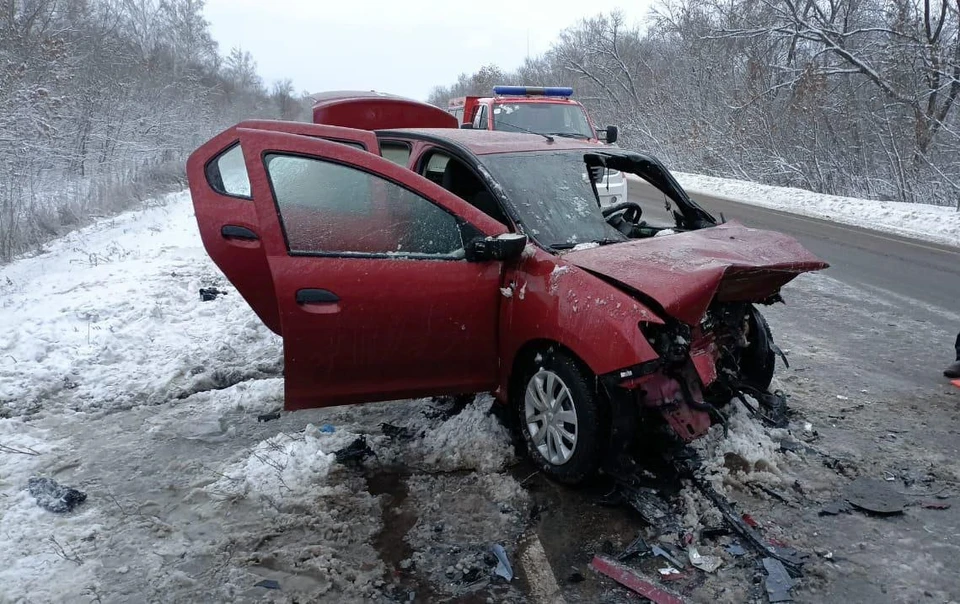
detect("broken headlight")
(642, 321), (691, 364)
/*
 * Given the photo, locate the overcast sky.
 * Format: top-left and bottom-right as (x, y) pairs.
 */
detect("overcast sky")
(204, 0), (652, 102)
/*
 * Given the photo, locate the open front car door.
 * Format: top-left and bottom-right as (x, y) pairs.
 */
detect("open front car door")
(188, 124), (511, 410)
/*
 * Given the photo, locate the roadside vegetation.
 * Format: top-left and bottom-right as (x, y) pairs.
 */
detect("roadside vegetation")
(0, 0), (305, 263)
(430, 1), (960, 209)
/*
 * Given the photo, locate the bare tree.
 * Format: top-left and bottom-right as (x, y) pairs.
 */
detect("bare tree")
(0, 0), (290, 262)
(427, 2), (960, 206)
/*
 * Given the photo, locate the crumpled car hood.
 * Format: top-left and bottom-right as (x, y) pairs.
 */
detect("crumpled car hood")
(562, 222), (829, 325)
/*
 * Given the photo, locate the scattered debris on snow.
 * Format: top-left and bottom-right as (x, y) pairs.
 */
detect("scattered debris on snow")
(762, 557), (795, 603)
(843, 477), (907, 515)
(687, 545), (722, 573)
(491, 544), (513, 580)
(591, 555), (686, 604)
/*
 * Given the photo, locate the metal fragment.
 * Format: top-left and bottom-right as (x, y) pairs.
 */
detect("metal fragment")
(762, 558), (794, 602)
(651, 545), (685, 569)
(591, 555), (686, 604)
(687, 546), (722, 573)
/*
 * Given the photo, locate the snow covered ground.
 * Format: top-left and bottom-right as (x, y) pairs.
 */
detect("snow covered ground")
(628, 173), (960, 248)
(0, 192), (529, 603)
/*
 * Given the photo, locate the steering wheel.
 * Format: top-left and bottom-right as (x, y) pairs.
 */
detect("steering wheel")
(601, 201), (643, 224)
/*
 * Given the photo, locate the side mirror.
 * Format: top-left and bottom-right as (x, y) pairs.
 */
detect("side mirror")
(466, 233), (528, 262)
(460, 123), (474, 129)
(603, 126), (618, 144)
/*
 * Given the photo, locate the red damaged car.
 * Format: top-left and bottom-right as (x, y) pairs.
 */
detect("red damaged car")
(187, 93), (827, 485)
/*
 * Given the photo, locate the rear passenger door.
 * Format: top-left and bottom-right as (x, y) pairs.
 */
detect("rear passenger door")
(186, 121), (379, 334)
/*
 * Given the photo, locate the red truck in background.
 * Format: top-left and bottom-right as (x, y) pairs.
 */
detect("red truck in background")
(448, 86), (627, 205)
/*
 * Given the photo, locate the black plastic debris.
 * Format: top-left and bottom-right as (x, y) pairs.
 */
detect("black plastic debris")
(617, 533), (650, 562)
(843, 477), (907, 515)
(199, 287), (227, 301)
(254, 579), (280, 590)
(762, 558), (795, 602)
(334, 436), (375, 468)
(690, 475), (808, 574)
(27, 477), (87, 513)
(701, 526), (731, 539)
(819, 500), (852, 516)
(380, 422), (413, 441)
(621, 484), (675, 528)
(257, 411), (281, 423)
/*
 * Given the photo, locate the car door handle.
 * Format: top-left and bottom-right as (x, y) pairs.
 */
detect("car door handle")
(296, 289), (340, 305)
(221, 225), (259, 241)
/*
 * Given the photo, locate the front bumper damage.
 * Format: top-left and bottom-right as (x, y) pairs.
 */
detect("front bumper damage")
(600, 304), (789, 455)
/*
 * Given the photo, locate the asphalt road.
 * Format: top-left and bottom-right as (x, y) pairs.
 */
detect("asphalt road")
(630, 178), (960, 314)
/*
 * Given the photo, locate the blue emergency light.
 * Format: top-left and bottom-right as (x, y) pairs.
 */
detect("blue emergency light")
(492, 86), (573, 97)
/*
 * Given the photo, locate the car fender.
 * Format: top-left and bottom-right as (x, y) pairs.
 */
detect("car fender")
(498, 246), (663, 395)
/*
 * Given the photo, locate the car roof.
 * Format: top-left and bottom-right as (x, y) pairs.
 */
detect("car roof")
(376, 128), (604, 156)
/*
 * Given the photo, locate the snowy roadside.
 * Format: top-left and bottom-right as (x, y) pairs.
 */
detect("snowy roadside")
(628, 173), (960, 248)
(0, 192), (529, 603)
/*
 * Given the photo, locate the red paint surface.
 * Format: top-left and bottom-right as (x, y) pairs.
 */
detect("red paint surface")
(591, 555), (687, 604)
(186, 120), (379, 335)
(563, 222), (829, 325)
(313, 94), (457, 130)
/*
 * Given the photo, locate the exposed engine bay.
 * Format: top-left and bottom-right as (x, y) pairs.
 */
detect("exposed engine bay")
(603, 300), (789, 459)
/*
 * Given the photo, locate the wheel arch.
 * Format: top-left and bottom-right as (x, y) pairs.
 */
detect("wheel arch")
(506, 338), (600, 406)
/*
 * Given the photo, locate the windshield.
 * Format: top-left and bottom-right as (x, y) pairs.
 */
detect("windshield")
(481, 151), (627, 249)
(492, 102), (594, 139)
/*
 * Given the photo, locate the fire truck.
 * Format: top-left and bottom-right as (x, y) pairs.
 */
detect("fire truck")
(447, 86), (627, 206)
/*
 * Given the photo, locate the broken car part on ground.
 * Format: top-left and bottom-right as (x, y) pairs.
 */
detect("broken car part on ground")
(186, 91), (827, 486)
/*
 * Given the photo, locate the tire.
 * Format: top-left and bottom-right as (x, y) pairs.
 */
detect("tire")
(740, 307), (776, 392)
(517, 351), (605, 486)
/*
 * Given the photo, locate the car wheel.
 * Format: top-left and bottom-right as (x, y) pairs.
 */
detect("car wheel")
(518, 351), (605, 486)
(740, 306), (776, 392)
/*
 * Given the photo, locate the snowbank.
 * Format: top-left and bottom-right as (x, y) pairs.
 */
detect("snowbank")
(411, 396), (517, 473)
(692, 400), (784, 492)
(629, 173), (960, 247)
(0, 191), (282, 418)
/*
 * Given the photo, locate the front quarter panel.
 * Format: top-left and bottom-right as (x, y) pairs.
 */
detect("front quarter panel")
(500, 246), (663, 389)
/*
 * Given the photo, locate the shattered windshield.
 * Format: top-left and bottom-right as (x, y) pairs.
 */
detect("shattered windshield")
(492, 103), (594, 139)
(481, 151), (627, 249)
